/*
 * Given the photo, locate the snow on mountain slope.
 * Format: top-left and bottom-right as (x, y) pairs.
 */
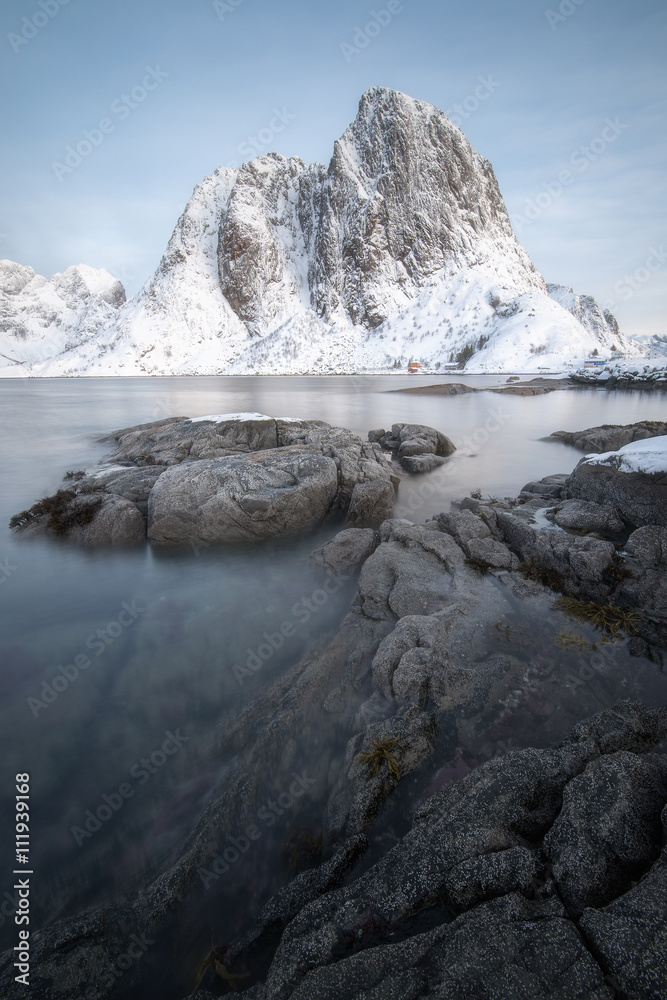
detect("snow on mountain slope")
(4, 87), (642, 376)
(547, 284), (623, 345)
(633, 334), (667, 358)
(0, 260), (125, 368)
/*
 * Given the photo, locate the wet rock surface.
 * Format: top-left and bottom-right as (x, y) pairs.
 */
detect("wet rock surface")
(4, 433), (667, 1000)
(545, 498), (625, 535)
(219, 702), (667, 1000)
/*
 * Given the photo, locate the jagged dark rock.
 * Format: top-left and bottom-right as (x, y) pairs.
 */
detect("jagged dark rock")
(218, 702), (667, 1000)
(566, 452), (667, 529)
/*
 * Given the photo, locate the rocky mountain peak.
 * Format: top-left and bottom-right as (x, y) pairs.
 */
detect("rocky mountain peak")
(0, 89), (640, 376)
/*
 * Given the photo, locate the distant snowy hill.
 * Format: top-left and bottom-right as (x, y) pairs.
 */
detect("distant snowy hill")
(0, 87), (642, 376)
(633, 333), (667, 358)
(0, 261), (125, 369)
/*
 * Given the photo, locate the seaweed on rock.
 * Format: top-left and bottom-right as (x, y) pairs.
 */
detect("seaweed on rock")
(193, 935), (250, 993)
(519, 556), (566, 593)
(9, 489), (103, 536)
(358, 732), (405, 780)
(554, 596), (643, 638)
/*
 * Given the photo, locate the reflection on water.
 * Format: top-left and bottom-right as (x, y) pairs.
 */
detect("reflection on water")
(0, 376), (665, 991)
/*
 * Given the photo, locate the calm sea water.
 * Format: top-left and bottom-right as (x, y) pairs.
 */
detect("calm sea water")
(0, 375), (665, 996)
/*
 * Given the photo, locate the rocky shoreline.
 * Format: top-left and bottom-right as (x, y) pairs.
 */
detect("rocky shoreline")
(3, 418), (667, 1000)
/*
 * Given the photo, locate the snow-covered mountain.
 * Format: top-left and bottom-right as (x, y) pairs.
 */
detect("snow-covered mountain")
(1, 87), (641, 376)
(0, 260), (125, 369)
(633, 334), (667, 359)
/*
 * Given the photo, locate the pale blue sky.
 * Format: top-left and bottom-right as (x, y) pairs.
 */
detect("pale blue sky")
(1, 0), (665, 336)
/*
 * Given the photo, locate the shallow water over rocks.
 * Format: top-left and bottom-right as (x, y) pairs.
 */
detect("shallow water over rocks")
(0, 375), (666, 999)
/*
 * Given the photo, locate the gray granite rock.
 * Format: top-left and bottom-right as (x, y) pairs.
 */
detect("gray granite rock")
(544, 751), (667, 914)
(580, 849), (667, 1000)
(310, 528), (379, 576)
(243, 702), (666, 1000)
(545, 498), (625, 534)
(398, 454), (448, 474)
(346, 479), (395, 528)
(566, 453), (667, 529)
(148, 447), (339, 545)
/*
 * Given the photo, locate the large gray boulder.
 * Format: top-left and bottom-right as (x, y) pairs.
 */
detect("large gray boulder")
(105, 414), (278, 465)
(148, 446), (339, 545)
(545, 498), (625, 534)
(10, 416), (397, 547)
(310, 528), (379, 576)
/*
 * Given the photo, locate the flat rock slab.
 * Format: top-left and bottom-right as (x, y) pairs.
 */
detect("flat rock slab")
(548, 420), (667, 453)
(148, 446), (339, 544)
